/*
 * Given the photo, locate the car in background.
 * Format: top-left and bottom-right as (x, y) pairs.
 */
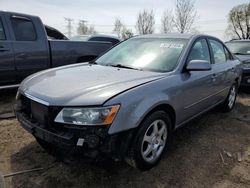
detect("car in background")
(226, 40), (250, 89)
(71, 34), (121, 46)
(15, 34), (242, 170)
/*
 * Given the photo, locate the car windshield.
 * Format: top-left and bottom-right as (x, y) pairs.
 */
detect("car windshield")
(226, 41), (250, 55)
(96, 38), (187, 72)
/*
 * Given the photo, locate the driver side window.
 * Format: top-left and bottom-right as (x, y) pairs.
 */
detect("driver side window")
(188, 39), (210, 62)
(0, 18), (6, 40)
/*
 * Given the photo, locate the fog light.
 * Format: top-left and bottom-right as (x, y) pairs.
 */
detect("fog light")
(247, 78), (250, 83)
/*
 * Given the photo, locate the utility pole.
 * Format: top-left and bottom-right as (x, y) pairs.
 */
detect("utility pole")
(64, 17), (74, 38)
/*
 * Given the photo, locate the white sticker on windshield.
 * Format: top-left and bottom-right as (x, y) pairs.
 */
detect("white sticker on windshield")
(160, 43), (184, 49)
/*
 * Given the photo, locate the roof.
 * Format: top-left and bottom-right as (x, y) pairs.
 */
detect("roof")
(0, 10), (38, 19)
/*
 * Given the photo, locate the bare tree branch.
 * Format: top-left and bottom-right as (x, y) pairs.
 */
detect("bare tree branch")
(244, 4), (250, 38)
(121, 27), (134, 39)
(236, 11), (246, 39)
(173, 0), (197, 33)
(161, 10), (174, 33)
(136, 9), (155, 34)
(230, 16), (242, 39)
(113, 18), (123, 38)
(77, 20), (96, 35)
(113, 18), (133, 39)
(227, 3), (250, 39)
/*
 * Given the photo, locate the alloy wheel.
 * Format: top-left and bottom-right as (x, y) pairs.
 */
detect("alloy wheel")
(141, 119), (167, 163)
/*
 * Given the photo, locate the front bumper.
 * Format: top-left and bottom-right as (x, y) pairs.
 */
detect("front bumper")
(14, 96), (133, 159)
(16, 111), (117, 157)
(16, 112), (76, 148)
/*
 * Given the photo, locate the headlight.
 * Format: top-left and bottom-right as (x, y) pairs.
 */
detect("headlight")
(54, 105), (120, 126)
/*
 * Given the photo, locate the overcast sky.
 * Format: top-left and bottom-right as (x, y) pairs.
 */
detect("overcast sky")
(1, 0), (249, 40)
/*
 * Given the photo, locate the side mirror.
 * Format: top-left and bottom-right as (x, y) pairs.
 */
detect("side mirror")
(186, 60), (211, 71)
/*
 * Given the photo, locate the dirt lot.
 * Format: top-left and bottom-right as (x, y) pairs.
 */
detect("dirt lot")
(0, 89), (249, 188)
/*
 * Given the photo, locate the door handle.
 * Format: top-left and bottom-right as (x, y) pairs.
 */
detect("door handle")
(0, 46), (10, 52)
(211, 73), (218, 82)
(17, 53), (28, 59)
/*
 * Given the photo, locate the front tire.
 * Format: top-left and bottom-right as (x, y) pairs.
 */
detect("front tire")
(220, 83), (238, 112)
(126, 111), (171, 170)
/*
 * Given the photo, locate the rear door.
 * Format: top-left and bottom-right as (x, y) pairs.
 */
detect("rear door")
(6, 13), (50, 82)
(208, 39), (232, 102)
(0, 13), (15, 86)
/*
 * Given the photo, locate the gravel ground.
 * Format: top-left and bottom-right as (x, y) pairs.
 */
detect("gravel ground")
(0, 89), (249, 188)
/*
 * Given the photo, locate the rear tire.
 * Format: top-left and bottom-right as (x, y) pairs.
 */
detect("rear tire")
(126, 111), (171, 171)
(220, 83), (238, 112)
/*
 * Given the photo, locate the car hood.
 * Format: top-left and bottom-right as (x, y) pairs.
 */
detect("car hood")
(235, 55), (250, 63)
(235, 55), (250, 69)
(19, 63), (165, 106)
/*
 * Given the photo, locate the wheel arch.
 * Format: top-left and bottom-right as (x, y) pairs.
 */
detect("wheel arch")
(137, 103), (176, 133)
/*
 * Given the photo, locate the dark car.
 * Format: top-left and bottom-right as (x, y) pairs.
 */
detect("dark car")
(15, 34), (242, 170)
(226, 40), (250, 89)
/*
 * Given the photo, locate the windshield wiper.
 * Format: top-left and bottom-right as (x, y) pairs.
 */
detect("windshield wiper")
(233, 52), (247, 55)
(108, 64), (142, 70)
(89, 61), (98, 65)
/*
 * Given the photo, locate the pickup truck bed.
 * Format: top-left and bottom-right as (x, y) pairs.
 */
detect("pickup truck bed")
(49, 40), (110, 67)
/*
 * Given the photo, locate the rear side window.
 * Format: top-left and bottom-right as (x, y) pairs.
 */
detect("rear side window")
(188, 39), (210, 62)
(209, 39), (226, 63)
(11, 17), (36, 41)
(0, 18), (6, 40)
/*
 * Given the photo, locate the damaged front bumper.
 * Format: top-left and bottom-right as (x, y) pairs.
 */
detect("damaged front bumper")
(14, 97), (134, 160)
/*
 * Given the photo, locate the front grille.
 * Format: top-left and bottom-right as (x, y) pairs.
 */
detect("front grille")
(31, 100), (49, 127)
(20, 95), (50, 128)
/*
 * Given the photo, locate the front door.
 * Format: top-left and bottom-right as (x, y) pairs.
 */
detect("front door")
(180, 38), (215, 122)
(0, 14), (15, 86)
(6, 13), (49, 83)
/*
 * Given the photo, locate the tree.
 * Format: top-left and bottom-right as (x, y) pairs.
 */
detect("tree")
(87, 25), (97, 35)
(161, 10), (173, 33)
(113, 18), (123, 38)
(136, 9), (155, 34)
(113, 18), (134, 40)
(121, 27), (134, 39)
(77, 20), (96, 35)
(173, 0), (197, 33)
(226, 3), (250, 39)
